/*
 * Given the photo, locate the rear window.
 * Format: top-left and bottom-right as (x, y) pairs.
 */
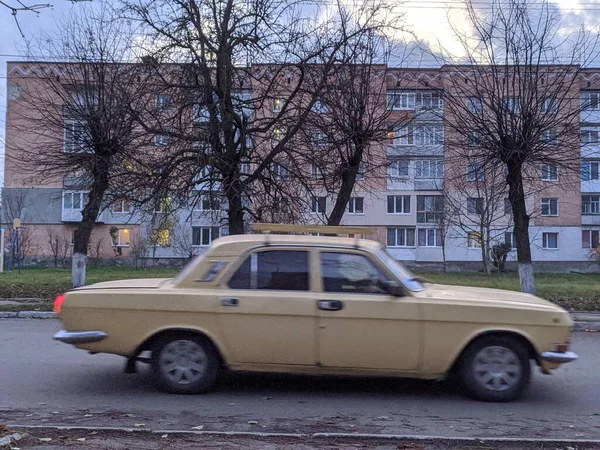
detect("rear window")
(228, 250), (310, 291)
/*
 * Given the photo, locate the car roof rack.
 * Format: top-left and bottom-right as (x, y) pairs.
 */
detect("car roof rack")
(251, 223), (373, 237)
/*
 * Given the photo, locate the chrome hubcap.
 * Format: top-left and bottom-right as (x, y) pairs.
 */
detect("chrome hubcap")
(473, 346), (521, 392)
(159, 340), (207, 385)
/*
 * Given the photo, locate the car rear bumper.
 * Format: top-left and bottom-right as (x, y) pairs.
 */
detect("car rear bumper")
(54, 330), (107, 345)
(540, 351), (578, 364)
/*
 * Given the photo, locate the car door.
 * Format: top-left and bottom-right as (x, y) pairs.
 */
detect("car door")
(317, 250), (422, 372)
(217, 247), (317, 366)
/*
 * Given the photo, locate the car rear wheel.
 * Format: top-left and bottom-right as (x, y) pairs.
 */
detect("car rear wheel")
(151, 333), (219, 394)
(458, 335), (530, 402)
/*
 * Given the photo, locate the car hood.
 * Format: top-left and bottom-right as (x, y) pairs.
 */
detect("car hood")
(417, 283), (563, 312)
(73, 278), (171, 290)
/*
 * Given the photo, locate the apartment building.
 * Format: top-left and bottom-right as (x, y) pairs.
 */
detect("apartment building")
(2, 61), (598, 269)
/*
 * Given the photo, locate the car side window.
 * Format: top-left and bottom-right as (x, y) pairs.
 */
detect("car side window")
(320, 252), (390, 294)
(228, 250), (310, 291)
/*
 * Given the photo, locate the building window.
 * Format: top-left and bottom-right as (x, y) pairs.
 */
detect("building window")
(63, 191), (88, 211)
(417, 195), (443, 223)
(311, 196), (327, 214)
(504, 198), (512, 215)
(271, 127), (285, 146)
(386, 227), (416, 247)
(505, 231), (514, 248)
(418, 228), (442, 247)
(581, 91), (600, 111)
(582, 229), (600, 248)
(386, 91), (442, 110)
(273, 162), (289, 180)
(541, 97), (557, 114)
(541, 130), (558, 146)
(116, 228), (131, 247)
(415, 160), (444, 179)
(389, 159), (409, 178)
(112, 198), (130, 213)
(414, 125), (443, 146)
(466, 162), (485, 181)
(64, 121), (90, 153)
(581, 128), (600, 144)
(505, 97), (520, 113)
(239, 159), (250, 176)
(154, 133), (170, 146)
(356, 162), (365, 180)
(542, 232), (558, 249)
(581, 161), (600, 181)
(311, 98), (328, 113)
(310, 129), (328, 146)
(156, 94), (170, 109)
(467, 197), (484, 215)
(151, 228), (171, 247)
(467, 231), (482, 248)
(582, 195), (600, 215)
(541, 164), (558, 181)
(273, 98), (283, 112)
(193, 193), (220, 211)
(466, 96), (482, 113)
(193, 104), (210, 123)
(154, 197), (171, 213)
(541, 198), (558, 216)
(387, 195), (411, 214)
(192, 226), (220, 246)
(466, 131), (483, 147)
(310, 163), (323, 178)
(348, 197), (364, 214)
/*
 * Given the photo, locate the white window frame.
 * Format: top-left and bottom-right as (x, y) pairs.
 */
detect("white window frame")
(154, 133), (170, 146)
(116, 228), (131, 247)
(415, 160), (444, 179)
(386, 91), (442, 111)
(541, 163), (558, 181)
(356, 162), (365, 180)
(581, 127), (600, 144)
(582, 229), (600, 248)
(192, 226), (219, 247)
(386, 227), (416, 247)
(466, 96), (482, 113)
(63, 191), (88, 212)
(414, 125), (443, 146)
(467, 231), (482, 248)
(192, 193), (220, 212)
(505, 96), (520, 113)
(541, 97), (557, 114)
(542, 232), (559, 249)
(273, 98), (283, 112)
(112, 198), (131, 214)
(467, 197), (483, 215)
(466, 162), (485, 181)
(63, 120), (91, 153)
(418, 228), (442, 247)
(389, 159), (409, 178)
(310, 129), (328, 146)
(541, 198), (559, 217)
(542, 130), (558, 146)
(156, 94), (170, 109)
(273, 162), (289, 180)
(582, 195), (600, 215)
(581, 91), (600, 111)
(311, 196), (327, 214)
(348, 196), (364, 214)
(504, 231), (514, 248)
(581, 161), (600, 181)
(387, 195), (411, 214)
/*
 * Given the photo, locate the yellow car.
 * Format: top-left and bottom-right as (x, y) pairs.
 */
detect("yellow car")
(53, 225), (577, 402)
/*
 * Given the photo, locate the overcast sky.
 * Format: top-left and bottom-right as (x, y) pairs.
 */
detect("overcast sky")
(0, 0), (597, 190)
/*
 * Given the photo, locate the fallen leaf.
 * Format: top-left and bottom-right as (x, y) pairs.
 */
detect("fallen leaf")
(569, 425), (575, 428)
(191, 426), (204, 430)
(161, 434), (168, 438)
(76, 438), (86, 442)
(248, 421), (258, 425)
(134, 423), (146, 428)
(39, 438), (52, 442)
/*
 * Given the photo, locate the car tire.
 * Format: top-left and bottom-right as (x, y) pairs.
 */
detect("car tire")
(458, 335), (531, 402)
(151, 333), (219, 395)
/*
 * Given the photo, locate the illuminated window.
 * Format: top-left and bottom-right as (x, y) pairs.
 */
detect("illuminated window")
(467, 232), (482, 248)
(117, 229), (130, 247)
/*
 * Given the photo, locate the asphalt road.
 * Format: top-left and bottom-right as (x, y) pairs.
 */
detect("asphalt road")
(1, 319), (599, 440)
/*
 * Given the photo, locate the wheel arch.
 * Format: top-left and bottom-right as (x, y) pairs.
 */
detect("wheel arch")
(132, 326), (227, 367)
(448, 328), (539, 373)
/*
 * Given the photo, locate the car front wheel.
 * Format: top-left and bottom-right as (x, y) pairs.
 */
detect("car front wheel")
(458, 335), (531, 402)
(151, 333), (219, 394)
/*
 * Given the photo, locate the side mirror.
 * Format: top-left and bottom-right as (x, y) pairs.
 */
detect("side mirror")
(384, 281), (405, 297)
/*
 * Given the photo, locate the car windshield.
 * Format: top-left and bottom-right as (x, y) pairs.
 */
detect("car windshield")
(376, 247), (425, 292)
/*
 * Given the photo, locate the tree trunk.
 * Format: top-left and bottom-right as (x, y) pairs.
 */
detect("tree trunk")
(507, 165), (536, 294)
(327, 159), (360, 226)
(71, 163), (110, 288)
(225, 178), (245, 235)
(480, 224), (490, 275)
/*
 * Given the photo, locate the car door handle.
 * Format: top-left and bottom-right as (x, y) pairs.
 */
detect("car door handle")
(220, 297), (239, 307)
(318, 300), (343, 311)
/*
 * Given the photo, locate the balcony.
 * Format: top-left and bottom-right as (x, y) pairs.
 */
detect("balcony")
(414, 178), (443, 191)
(387, 144), (444, 158)
(61, 190), (106, 223)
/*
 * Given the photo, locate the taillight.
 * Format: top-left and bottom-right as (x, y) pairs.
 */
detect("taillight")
(53, 294), (65, 314)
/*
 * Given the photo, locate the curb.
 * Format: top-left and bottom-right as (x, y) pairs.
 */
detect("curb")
(7, 424), (600, 445)
(1, 311), (600, 330)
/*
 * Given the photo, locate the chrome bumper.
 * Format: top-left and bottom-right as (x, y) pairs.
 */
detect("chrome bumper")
(540, 351), (578, 364)
(54, 330), (107, 345)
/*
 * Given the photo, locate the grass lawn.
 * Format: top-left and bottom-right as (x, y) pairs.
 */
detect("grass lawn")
(0, 266), (599, 312)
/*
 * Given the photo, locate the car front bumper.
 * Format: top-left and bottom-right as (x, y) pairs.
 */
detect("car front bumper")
(540, 350), (578, 364)
(54, 330), (107, 345)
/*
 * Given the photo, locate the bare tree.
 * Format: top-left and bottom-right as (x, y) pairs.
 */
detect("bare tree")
(433, 0), (596, 292)
(120, 0), (396, 233)
(8, 7), (149, 286)
(44, 227), (72, 268)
